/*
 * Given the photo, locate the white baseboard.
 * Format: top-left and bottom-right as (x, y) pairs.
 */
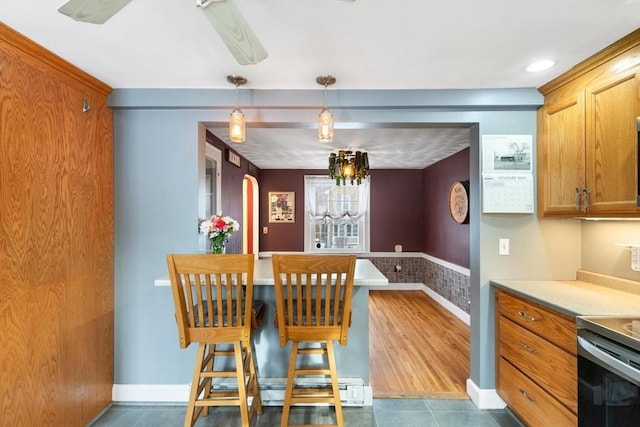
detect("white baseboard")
(466, 379), (506, 409)
(113, 379), (372, 406)
(381, 283), (470, 326)
(113, 384), (190, 403)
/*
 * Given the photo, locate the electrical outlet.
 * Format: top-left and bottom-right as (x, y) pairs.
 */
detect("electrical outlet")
(499, 238), (510, 255)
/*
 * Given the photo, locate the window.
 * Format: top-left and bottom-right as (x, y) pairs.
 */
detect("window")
(304, 175), (370, 253)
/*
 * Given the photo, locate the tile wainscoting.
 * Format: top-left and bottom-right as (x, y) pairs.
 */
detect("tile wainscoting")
(364, 253), (471, 315)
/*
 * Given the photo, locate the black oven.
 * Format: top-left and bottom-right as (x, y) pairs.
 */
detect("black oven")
(577, 317), (640, 427)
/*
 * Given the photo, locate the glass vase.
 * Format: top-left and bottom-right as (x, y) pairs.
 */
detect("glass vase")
(210, 239), (226, 254)
(211, 243), (224, 254)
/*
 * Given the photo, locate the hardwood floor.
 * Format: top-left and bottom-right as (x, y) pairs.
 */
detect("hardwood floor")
(369, 290), (470, 399)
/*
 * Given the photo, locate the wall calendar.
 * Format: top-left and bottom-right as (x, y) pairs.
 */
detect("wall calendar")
(481, 135), (534, 214)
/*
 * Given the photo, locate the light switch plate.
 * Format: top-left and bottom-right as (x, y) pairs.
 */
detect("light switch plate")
(499, 238), (509, 256)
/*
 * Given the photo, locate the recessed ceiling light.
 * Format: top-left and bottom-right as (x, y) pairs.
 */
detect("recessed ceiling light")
(526, 60), (555, 72)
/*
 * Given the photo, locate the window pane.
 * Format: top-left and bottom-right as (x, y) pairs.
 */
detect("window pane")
(304, 175), (369, 252)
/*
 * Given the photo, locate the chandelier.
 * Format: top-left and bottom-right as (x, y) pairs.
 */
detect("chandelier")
(328, 150), (369, 186)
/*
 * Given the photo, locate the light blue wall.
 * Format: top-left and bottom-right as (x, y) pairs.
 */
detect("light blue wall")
(110, 88), (580, 391)
(113, 109), (209, 383)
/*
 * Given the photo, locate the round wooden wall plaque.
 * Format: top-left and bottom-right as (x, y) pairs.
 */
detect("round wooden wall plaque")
(448, 181), (469, 224)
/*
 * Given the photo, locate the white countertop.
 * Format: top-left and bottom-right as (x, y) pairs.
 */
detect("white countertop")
(491, 278), (640, 317)
(155, 258), (389, 287)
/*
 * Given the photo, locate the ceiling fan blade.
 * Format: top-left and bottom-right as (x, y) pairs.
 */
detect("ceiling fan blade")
(58, 0), (132, 24)
(199, 0), (268, 65)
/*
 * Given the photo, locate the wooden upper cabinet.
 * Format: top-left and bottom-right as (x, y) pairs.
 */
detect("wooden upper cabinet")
(585, 70), (639, 214)
(538, 30), (640, 218)
(539, 92), (586, 215)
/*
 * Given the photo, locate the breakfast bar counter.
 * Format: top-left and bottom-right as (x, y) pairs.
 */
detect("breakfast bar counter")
(253, 258), (390, 286)
(157, 256), (389, 404)
(154, 258), (389, 288)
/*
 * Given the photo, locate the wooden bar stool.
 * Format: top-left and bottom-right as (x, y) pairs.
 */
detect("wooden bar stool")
(271, 254), (356, 427)
(166, 253), (263, 427)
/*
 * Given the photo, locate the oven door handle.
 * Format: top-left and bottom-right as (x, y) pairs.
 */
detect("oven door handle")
(578, 336), (640, 384)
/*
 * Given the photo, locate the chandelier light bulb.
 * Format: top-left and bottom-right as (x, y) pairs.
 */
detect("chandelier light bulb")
(343, 161), (355, 177)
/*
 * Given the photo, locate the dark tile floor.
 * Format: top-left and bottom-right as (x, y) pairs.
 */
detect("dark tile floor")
(89, 398), (524, 427)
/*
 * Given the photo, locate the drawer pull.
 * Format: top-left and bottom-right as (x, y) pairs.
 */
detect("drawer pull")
(517, 310), (537, 322)
(519, 342), (538, 354)
(519, 389), (537, 404)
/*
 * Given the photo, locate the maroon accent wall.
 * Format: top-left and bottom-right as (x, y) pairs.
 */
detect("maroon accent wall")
(422, 148), (470, 268)
(206, 132), (259, 253)
(369, 169), (424, 252)
(258, 169), (424, 252)
(258, 169), (324, 252)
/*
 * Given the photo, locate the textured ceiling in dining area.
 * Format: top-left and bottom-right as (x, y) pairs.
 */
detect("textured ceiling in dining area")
(204, 125), (472, 169)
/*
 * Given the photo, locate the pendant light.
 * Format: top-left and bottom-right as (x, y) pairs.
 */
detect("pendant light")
(316, 75), (336, 143)
(227, 75), (247, 143)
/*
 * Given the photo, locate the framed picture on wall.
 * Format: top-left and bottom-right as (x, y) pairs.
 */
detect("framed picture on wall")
(269, 191), (295, 223)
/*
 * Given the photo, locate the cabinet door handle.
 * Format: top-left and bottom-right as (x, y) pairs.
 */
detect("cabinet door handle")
(517, 310), (537, 322)
(519, 389), (537, 404)
(575, 187), (581, 210)
(582, 188), (590, 210)
(519, 342), (538, 354)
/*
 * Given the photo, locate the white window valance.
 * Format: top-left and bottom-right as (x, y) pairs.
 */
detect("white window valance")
(304, 176), (369, 224)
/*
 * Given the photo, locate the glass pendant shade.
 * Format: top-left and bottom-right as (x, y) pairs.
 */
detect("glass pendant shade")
(229, 107), (245, 143)
(318, 107), (334, 143)
(226, 75), (248, 144)
(316, 75), (336, 143)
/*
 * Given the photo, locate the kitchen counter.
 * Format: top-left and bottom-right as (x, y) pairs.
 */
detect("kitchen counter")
(491, 274), (640, 318)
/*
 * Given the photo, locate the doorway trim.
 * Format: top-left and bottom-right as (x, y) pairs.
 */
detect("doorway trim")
(243, 174), (259, 255)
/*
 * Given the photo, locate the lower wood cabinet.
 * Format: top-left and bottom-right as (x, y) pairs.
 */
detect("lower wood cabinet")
(498, 357), (576, 426)
(496, 290), (577, 426)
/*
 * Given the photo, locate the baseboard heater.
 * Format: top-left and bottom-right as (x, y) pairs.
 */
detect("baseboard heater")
(257, 378), (366, 406)
(112, 378), (369, 406)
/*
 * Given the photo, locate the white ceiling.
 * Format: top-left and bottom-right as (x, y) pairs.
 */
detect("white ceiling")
(4, 0), (640, 169)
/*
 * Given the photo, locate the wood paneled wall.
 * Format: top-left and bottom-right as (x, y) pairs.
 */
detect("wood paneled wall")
(0, 24), (114, 427)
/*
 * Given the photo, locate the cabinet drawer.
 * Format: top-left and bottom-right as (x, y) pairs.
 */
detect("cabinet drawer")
(498, 315), (577, 412)
(498, 357), (576, 427)
(497, 290), (576, 354)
